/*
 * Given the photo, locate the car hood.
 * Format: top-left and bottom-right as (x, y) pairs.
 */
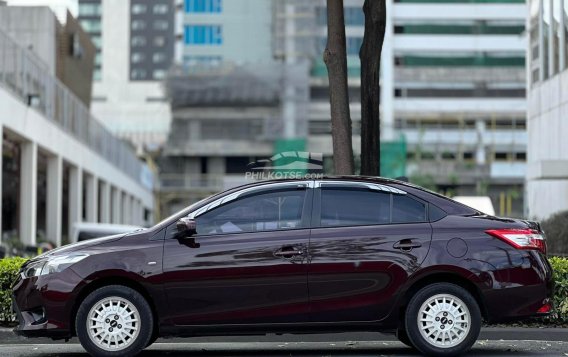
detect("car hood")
(31, 233), (127, 262)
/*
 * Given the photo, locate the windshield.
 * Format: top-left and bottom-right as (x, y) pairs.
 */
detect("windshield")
(154, 195), (211, 227)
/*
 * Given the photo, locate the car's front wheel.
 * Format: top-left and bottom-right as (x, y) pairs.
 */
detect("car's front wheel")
(404, 283), (481, 356)
(76, 285), (153, 357)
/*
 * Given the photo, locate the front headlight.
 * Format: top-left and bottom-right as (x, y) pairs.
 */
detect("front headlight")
(22, 253), (89, 278)
(22, 260), (46, 278)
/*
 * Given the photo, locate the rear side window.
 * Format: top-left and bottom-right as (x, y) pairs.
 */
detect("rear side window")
(320, 187), (427, 227)
(320, 188), (390, 227)
(392, 195), (426, 223)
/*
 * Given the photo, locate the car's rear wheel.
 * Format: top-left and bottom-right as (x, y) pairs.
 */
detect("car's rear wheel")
(76, 285), (153, 357)
(405, 283), (481, 356)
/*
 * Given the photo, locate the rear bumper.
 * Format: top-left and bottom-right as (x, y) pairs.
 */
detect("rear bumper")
(483, 252), (554, 323)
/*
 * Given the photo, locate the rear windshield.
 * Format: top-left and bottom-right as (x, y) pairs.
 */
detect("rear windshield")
(390, 183), (480, 216)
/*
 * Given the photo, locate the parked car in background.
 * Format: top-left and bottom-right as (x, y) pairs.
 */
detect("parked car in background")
(72, 223), (143, 242)
(13, 177), (552, 356)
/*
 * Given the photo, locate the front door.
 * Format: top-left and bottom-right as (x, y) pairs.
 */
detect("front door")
(162, 184), (312, 326)
(308, 183), (432, 322)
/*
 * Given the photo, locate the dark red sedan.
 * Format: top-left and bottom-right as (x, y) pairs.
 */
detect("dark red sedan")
(13, 177), (553, 356)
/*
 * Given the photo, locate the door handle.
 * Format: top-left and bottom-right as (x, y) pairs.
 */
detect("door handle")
(393, 239), (422, 251)
(274, 247), (304, 259)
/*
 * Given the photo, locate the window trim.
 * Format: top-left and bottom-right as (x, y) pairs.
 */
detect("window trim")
(189, 181), (314, 219)
(192, 182), (314, 238)
(313, 184), (429, 229)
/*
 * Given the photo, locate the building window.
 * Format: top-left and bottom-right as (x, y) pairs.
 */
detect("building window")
(153, 20), (169, 31)
(131, 52), (145, 63)
(93, 68), (101, 81)
(94, 52), (102, 66)
(131, 69), (147, 80)
(529, 0), (540, 83)
(91, 35), (102, 48)
(346, 37), (362, 55)
(80, 19), (101, 33)
(131, 20), (146, 30)
(153, 36), (166, 47)
(153, 52), (167, 63)
(543, 0), (550, 80)
(183, 55), (222, 67)
(132, 4), (147, 14)
(184, 25), (222, 45)
(131, 36), (147, 47)
(344, 7), (364, 26)
(153, 69), (166, 79)
(78, 3), (101, 16)
(185, 0), (222, 13)
(153, 4), (169, 14)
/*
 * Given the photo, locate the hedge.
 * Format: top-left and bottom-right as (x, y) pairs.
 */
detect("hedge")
(0, 256), (567, 324)
(548, 256), (568, 322)
(0, 257), (27, 323)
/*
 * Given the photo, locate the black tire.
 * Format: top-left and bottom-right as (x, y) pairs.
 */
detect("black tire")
(396, 328), (414, 348)
(146, 332), (159, 347)
(404, 283), (481, 356)
(76, 285), (153, 357)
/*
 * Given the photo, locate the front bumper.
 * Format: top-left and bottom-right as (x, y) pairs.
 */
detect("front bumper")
(12, 268), (83, 339)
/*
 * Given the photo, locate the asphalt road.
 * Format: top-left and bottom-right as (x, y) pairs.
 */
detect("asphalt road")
(1, 340), (567, 357)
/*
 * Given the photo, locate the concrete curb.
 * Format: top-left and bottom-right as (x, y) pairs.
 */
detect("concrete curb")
(0, 327), (566, 344)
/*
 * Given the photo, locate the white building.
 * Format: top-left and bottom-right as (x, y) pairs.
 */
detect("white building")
(526, 0), (568, 220)
(174, 0), (273, 67)
(0, 8), (153, 248)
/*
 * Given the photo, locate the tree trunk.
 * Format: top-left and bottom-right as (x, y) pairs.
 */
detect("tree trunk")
(324, 0), (354, 175)
(359, 0), (386, 176)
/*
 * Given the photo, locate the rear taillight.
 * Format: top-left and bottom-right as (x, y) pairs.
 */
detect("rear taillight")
(485, 228), (547, 255)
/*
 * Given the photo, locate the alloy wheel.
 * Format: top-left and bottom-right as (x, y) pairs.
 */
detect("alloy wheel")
(86, 296), (141, 351)
(416, 293), (471, 348)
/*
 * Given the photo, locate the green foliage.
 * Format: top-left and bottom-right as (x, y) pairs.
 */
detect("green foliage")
(0, 257), (27, 323)
(541, 211), (568, 256)
(548, 256), (568, 322)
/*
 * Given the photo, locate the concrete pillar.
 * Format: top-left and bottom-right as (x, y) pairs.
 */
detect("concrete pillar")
(112, 187), (122, 224)
(0, 133), (3, 244)
(46, 155), (62, 246)
(475, 120), (487, 165)
(131, 197), (138, 226)
(100, 181), (111, 223)
(85, 174), (98, 223)
(122, 193), (131, 225)
(19, 141), (38, 247)
(68, 165), (82, 243)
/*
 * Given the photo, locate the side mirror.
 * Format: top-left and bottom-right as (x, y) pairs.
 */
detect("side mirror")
(176, 217), (197, 237)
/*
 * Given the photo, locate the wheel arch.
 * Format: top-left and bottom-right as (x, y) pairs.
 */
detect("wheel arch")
(397, 272), (489, 326)
(70, 276), (159, 336)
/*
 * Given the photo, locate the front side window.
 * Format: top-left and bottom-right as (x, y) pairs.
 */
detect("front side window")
(196, 188), (306, 235)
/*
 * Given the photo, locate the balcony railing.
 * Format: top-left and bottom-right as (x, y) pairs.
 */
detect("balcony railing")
(0, 29), (150, 188)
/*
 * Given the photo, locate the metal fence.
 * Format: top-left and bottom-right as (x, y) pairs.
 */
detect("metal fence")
(0, 29), (148, 187)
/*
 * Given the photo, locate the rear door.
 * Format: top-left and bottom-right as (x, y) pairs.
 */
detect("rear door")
(308, 181), (432, 322)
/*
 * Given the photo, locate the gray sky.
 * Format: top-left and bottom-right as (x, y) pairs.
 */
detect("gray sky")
(6, 0), (78, 23)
